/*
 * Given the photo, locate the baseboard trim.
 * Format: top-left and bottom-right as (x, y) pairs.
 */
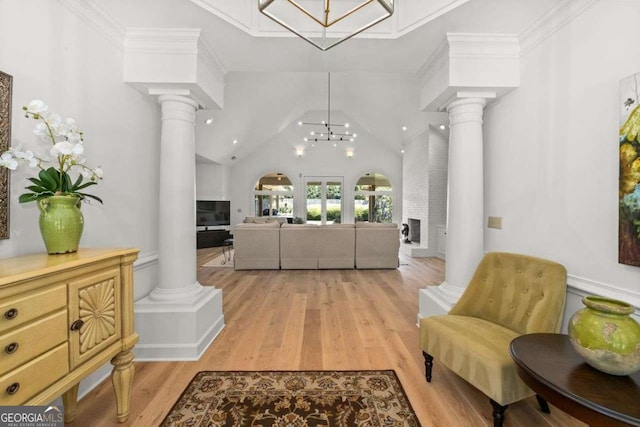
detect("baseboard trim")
(134, 314), (225, 361)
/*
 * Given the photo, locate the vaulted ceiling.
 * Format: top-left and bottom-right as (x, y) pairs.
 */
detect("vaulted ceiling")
(95, 0), (562, 165)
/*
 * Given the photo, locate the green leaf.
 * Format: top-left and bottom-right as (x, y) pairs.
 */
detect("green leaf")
(18, 192), (53, 203)
(38, 169), (58, 191)
(62, 172), (72, 193)
(27, 177), (44, 187)
(71, 174), (83, 190)
(74, 181), (96, 191)
(77, 193), (103, 204)
(26, 185), (47, 193)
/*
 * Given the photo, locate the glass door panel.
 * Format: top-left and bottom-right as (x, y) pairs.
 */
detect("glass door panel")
(306, 181), (322, 224)
(326, 180), (342, 224)
(305, 177), (343, 224)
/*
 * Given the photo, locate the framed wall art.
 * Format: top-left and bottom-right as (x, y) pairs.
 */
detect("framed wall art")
(619, 72), (640, 265)
(0, 71), (10, 240)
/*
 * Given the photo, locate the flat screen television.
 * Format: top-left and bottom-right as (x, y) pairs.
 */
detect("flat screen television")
(196, 200), (230, 227)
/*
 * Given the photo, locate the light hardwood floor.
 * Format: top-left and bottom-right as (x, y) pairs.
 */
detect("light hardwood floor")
(68, 249), (586, 427)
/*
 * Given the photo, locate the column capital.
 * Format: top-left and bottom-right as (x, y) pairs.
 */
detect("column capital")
(124, 28), (225, 110)
(158, 95), (199, 124)
(419, 33), (519, 112)
(446, 97), (487, 126)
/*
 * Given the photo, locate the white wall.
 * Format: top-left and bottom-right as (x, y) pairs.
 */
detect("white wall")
(229, 134), (403, 229)
(196, 161), (230, 201)
(484, 0), (640, 309)
(0, 2), (160, 298)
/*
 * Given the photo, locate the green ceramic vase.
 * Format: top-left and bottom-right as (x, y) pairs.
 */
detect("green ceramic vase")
(568, 295), (640, 375)
(38, 196), (84, 254)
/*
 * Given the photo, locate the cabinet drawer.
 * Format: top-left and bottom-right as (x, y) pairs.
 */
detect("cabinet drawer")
(0, 286), (66, 333)
(0, 343), (68, 405)
(0, 310), (67, 376)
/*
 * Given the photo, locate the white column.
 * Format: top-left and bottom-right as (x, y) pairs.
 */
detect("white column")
(134, 95), (224, 360)
(442, 97), (486, 294)
(420, 97), (487, 315)
(149, 95), (202, 301)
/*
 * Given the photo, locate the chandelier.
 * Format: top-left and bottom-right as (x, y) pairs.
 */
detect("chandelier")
(258, 0), (394, 51)
(299, 73), (357, 147)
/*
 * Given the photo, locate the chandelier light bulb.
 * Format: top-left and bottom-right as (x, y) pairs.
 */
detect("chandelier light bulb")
(439, 124), (446, 130)
(205, 118), (213, 125)
(232, 139), (238, 144)
(345, 123), (350, 128)
(304, 137), (308, 141)
(333, 143), (337, 147)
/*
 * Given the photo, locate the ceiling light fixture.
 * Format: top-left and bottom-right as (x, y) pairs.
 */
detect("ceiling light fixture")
(232, 139), (238, 144)
(205, 118), (213, 125)
(300, 73), (355, 145)
(439, 124), (446, 130)
(259, 0), (394, 51)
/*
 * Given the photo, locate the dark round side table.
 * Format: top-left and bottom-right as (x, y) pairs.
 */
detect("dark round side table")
(510, 333), (640, 427)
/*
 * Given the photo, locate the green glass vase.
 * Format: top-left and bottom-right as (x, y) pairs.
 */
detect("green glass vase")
(38, 196), (84, 254)
(568, 295), (640, 375)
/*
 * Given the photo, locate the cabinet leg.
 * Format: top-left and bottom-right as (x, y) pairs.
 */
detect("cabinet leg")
(62, 384), (79, 423)
(111, 350), (135, 423)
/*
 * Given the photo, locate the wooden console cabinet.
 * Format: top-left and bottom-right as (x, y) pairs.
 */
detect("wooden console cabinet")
(0, 248), (139, 423)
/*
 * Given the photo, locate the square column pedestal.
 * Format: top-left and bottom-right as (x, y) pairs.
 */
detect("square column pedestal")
(134, 287), (224, 360)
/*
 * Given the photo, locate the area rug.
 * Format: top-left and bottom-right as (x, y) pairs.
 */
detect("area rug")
(161, 370), (421, 426)
(202, 253), (234, 268)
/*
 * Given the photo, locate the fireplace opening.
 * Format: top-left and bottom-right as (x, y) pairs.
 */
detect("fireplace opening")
(408, 218), (420, 243)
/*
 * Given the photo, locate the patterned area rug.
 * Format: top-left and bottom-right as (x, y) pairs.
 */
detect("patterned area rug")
(161, 370), (421, 426)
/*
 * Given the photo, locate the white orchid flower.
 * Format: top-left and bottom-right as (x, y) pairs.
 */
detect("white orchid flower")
(13, 150), (39, 168)
(3, 99), (102, 204)
(50, 141), (74, 156)
(25, 99), (48, 115)
(0, 152), (18, 170)
(33, 122), (50, 139)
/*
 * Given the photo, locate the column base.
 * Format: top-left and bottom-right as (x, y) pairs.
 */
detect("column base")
(417, 281), (465, 322)
(134, 286), (224, 360)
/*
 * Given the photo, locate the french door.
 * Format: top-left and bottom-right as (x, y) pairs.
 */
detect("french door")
(304, 177), (343, 224)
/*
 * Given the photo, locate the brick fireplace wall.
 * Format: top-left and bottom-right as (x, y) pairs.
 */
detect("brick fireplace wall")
(401, 128), (448, 257)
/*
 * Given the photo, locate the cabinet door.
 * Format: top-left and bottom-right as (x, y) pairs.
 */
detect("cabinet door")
(68, 268), (121, 369)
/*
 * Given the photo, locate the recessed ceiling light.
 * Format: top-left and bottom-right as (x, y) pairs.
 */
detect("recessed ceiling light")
(402, 126), (407, 131)
(232, 139), (238, 144)
(439, 124), (446, 130)
(205, 118), (213, 125)
(401, 149), (405, 154)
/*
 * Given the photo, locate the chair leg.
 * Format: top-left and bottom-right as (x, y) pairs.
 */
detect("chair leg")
(489, 399), (508, 427)
(422, 351), (433, 382)
(536, 395), (551, 413)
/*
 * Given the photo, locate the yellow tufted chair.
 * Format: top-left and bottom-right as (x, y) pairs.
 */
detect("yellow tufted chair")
(419, 252), (567, 427)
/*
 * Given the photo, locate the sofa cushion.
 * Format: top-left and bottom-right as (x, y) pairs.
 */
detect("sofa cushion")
(280, 224), (319, 269)
(318, 224), (355, 269)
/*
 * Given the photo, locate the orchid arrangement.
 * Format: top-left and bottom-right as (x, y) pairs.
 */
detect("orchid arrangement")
(0, 100), (103, 204)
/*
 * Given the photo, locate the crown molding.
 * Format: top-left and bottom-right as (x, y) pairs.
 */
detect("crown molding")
(519, 0), (600, 56)
(417, 37), (449, 87)
(58, 0), (125, 50)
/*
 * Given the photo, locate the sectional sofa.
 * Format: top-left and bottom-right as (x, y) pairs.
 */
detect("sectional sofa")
(233, 222), (400, 270)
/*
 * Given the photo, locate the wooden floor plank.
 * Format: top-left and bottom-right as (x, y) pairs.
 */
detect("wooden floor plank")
(67, 248), (586, 427)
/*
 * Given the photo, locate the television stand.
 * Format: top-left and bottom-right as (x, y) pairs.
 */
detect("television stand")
(197, 229), (230, 249)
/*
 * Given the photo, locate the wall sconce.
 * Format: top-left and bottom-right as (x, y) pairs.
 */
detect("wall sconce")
(346, 149), (354, 158)
(296, 148), (304, 157)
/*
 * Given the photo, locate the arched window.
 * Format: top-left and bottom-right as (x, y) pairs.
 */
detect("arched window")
(354, 173), (393, 223)
(254, 172), (294, 218)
